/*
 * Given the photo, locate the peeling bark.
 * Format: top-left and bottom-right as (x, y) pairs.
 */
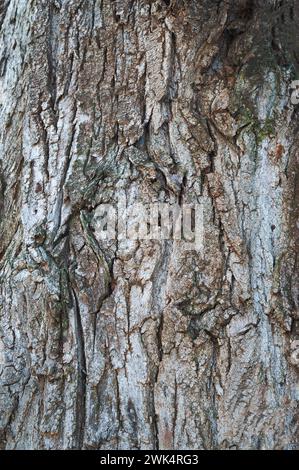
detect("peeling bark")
(0, 0), (298, 450)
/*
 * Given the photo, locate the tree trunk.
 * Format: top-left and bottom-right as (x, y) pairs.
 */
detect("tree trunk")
(0, 0), (298, 450)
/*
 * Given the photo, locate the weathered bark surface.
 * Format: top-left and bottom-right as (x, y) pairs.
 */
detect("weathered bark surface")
(0, 0), (298, 450)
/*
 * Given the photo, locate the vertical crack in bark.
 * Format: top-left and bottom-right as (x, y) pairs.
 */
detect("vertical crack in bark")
(53, 105), (77, 240)
(71, 287), (87, 449)
(114, 368), (122, 450)
(151, 240), (172, 449)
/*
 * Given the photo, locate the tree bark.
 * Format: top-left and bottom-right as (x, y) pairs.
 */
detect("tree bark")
(0, 0), (298, 450)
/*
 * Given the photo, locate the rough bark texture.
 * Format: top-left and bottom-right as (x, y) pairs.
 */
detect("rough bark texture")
(0, 0), (298, 450)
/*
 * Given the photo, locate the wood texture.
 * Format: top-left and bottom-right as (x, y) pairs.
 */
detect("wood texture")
(0, 0), (298, 449)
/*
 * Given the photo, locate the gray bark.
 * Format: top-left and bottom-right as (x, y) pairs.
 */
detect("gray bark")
(0, 0), (298, 450)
